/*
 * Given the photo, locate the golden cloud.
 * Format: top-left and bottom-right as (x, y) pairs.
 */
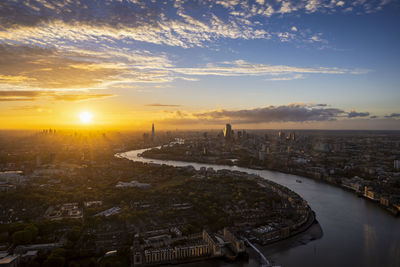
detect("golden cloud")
(0, 90), (115, 102)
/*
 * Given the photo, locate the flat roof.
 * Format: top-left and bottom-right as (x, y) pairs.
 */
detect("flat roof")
(0, 255), (18, 264)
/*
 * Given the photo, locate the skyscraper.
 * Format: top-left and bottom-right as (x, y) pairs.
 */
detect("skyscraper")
(151, 123), (155, 142)
(224, 124), (232, 140)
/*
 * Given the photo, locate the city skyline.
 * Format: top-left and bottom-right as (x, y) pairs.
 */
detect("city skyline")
(0, 0), (399, 130)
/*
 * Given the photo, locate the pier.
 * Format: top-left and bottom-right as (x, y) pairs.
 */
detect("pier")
(242, 238), (281, 267)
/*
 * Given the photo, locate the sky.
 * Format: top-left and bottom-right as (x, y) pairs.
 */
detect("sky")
(0, 0), (399, 130)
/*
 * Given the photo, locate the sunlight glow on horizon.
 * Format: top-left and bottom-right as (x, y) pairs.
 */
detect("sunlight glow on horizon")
(79, 111), (93, 124)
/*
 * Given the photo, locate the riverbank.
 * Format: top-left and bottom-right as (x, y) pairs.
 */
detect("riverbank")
(119, 148), (321, 265)
(120, 147), (400, 267)
(140, 151), (399, 217)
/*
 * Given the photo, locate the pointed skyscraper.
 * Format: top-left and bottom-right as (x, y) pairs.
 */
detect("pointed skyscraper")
(151, 123), (155, 142)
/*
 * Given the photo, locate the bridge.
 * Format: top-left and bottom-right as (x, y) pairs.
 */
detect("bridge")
(242, 237), (280, 267)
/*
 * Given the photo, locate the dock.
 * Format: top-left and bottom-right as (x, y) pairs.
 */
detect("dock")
(242, 237), (281, 267)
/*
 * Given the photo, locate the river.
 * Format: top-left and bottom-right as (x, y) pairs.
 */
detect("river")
(118, 148), (400, 267)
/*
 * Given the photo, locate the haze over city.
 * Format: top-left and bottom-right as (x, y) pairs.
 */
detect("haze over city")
(0, 0), (399, 130)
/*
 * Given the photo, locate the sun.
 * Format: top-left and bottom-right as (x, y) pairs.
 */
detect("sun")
(79, 111), (93, 124)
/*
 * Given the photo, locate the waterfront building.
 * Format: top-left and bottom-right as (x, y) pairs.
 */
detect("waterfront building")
(142, 242), (210, 265)
(132, 230), (225, 266)
(364, 186), (379, 201)
(133, 239), (211, 266)
(223, 228), (245, 254)
(202, 230), (222, 256)
(380, 196), (390, 206)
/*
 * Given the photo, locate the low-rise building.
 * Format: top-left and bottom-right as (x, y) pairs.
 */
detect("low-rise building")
(0, 171), (24, 184)
(364, 186), (379, 201)
(44, 203), (82, 220)
(0, 184), (16, 192)
(95, 207), (121, 217)
(0, 255), (20, 267)
(84, 201), (103, 208)
(14, 243), (62, 255)
(380, 196), (390, 207)
(116, 181), (150, 189)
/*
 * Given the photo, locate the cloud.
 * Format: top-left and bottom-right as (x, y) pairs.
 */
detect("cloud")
(0, 90), (115, 102)
(0, 44), (369, 90)
(0, 0), (161, 28)
(0, 0), (390, 51)
(348, 110), (370, 118)
(305, 0), (323, 13)
(0, 44), (120, 90)
(385, 113), (400, 118)
(0, 44), (175, 90)
(337, 1), (346, 7)
(11, 105), (53, 113)
(146, 103), (182, 107)
(170, 60), (369, 79)
(0, 98), (37, 102)
(161, 104), (374, 125)
(0, 0), (385, 92)
(0, 1), (269, 49)
(217, 0), (389, 18)
(264, 74), (304, 81)
(52, 94), (115, 101)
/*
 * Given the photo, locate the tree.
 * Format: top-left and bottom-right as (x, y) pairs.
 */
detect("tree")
(27, 262), (41, 267)
(102, 261), (121, 267)
(68, 261), (80, 267)
(24, 225), (38, 240)
(44, 248), (66, 267)
(51, 248), (67, 257)
(81, 257), (97, 267)
(67, 226), (82, 243)
(12, 230), (31, 245)
(43, 256), (65, 267)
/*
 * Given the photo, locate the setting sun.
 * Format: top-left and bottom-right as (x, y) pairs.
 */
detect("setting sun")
(79, 111), (93, 124)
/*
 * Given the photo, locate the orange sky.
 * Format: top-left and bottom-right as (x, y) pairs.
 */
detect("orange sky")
(1, 0), (399, 130)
